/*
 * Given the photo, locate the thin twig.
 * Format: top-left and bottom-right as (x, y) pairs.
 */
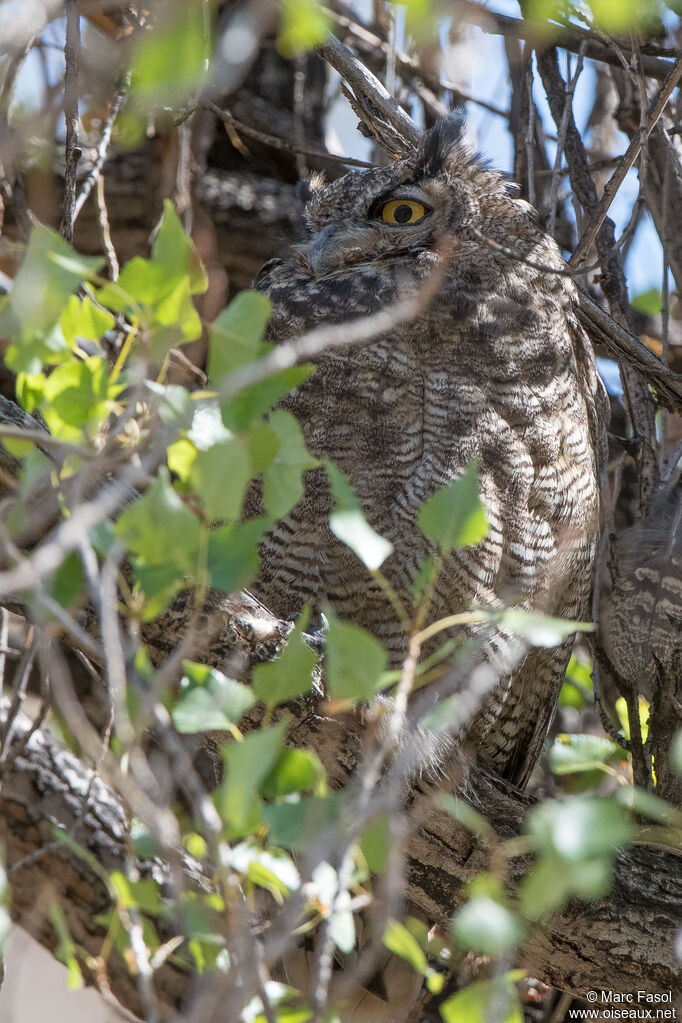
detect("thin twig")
(60, 0), (82, 243)
(570, 54), (682, 268)
(525, 58), (536, 208)
(0, 608), (10, 701)
(318, 34), (421, 155)
(452, 0), (676, 81)
(202, 98), (373, 169)
(218, 240), (453, 404)
(96, 172), (119, 279)
(547, 45), (585, 238)
(326, 4), (510, 120)
(74, 70), (130, 220)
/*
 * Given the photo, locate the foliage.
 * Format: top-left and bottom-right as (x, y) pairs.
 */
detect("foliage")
(0, 209), (669, 1021)
(1, 0), (680, 1017)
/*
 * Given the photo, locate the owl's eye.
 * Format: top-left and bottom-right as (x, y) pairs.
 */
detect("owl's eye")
(379, 199), (427, 225)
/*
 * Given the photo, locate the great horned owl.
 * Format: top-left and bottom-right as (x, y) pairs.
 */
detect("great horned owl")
(249, 115), (607, 787)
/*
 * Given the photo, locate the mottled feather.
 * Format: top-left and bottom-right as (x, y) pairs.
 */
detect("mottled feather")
(247, 115), (607, 787)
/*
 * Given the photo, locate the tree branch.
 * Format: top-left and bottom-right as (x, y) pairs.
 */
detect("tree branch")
(1, 700), (680, 1022)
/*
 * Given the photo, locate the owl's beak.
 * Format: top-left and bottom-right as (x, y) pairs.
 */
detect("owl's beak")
(308, 224), (338, 276)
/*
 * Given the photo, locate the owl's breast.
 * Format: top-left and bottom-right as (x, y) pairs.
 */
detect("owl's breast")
(281, 335), (427, 529)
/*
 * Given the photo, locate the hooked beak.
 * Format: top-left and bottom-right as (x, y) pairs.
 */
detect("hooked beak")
(294, 224), (337, 276)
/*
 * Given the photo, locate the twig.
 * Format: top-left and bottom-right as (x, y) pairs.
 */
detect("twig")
(660, 136), (671, 470)
(96, 172), (119, 279)
(452, 0), (676, 81)
(575, 291), (682, 411)
(0, 457), (156, 599)
(536, 43), (659, 513)
(326, 4), (510, 120)
(202, 98), (373, 169)
(317, 34), (421, 155)
(219, 240), (452, 404)
(293, 56), (308, 179)
(525, 58), (536, 208)
(60, 0), (82, 244)
(547, 45), (585, 238)
(569, 54), (682, 269)
(74, 70), (130, 220)
(0, 637), (36, 767)
(0, 609), (9, 700)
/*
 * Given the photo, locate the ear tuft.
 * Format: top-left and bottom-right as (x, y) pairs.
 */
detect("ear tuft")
(415, 111), (466, 176)
(297, 172), (326, 204)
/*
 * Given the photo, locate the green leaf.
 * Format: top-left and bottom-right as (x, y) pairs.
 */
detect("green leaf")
(60, 294), (114, 345)
(616, 786), (681, 825)
(223, 365), (314, 431)
(418, 460), (488, 553)
(631, 287), (662, 316)
(521, 796), (633, 916)
(228, 842), (301, 898)
(496, 608), (592, 648)
(247, 423), (281, 473)
(215, 722), (287, 838)
(207, 291), (272, 382)
(383, 918), (428, 975)
(325, 615), (388, 703)
(50, 903), (84, 990)
(0, 225), (102, 344)
(673, 730), (682, 778)
(279, 0), (331, 55)
(359, 814), (390, 873)
(560, 653), (593, 708)
(263, 793), (343, 851)
(262, 410), (318, 518)
(326, 460), (393, 570)
(549, 733), (621, 775)
(206, 517), (271, 593)
(152, 199), (207, 295)
(587, 0), (659, 32)
(98, 257), (164, 312)
(168, 438), (198, 482)
(260, 747), (326, 798)
(440, 974), (524, 1023)
(49, 551), (85, 609)
(97, 202), (205, 339)
(153, 277), (202, 344)
(40, 355), (119, 440)
(110, 871), (163, 915)
(208, 293), (314, 429)
(417, 692), (461, 733)
(172, 661), (255, 734)
(116, 468), (201, 569)
(190, 437), (252, 522)
(451, 897), (525, 956)
(528, 796), (632, 861)
(252, 614), (317, 709)
(131, 1), (208, 109)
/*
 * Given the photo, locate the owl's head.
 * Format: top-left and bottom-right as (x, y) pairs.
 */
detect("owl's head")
(294, 113), (544, 279)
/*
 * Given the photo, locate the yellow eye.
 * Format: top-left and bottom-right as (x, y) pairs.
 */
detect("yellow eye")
(380, 199), (427, 225)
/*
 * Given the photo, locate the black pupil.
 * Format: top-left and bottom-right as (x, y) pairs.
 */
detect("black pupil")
(394, 203), (413, 223)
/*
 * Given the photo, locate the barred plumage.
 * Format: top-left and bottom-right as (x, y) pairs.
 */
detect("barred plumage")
(248, 115), (607, 787)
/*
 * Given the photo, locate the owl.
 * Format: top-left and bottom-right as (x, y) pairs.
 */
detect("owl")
(248, 115), (607, 788)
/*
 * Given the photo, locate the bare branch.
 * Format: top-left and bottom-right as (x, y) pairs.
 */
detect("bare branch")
(452, 0), (677, 81)
(570, 54), (682, 268)
(317, 34), (421, 155)
(60, 0), (82, 243)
